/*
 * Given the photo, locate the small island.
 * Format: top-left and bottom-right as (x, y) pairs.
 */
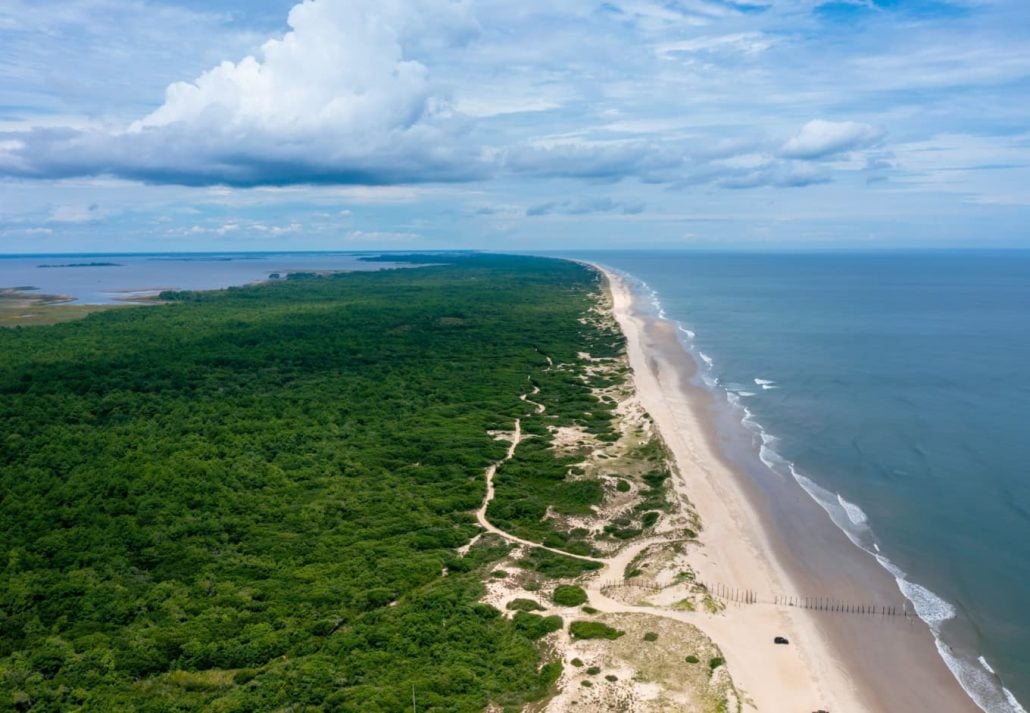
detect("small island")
(37, 262), (122, 268)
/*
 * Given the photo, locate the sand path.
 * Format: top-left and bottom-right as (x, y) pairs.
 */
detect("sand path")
(467, 364), (852, 708)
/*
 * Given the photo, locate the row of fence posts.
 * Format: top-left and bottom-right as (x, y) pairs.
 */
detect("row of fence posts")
(601, 578), (662, 593)
(708, 580), (907, 617)
(600, 578), (908, 618)
(774, 595), (906, 617)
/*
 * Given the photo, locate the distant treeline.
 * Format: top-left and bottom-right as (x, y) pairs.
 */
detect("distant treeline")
(0, 254), (618, 711)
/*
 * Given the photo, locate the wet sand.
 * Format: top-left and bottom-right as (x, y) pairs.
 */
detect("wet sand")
(600, 265), (979, 713)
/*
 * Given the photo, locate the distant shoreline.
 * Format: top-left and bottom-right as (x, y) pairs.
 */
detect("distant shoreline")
(37, 262), (122, 268)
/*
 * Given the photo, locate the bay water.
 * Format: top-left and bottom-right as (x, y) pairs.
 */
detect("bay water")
(0, 252), (400, 304)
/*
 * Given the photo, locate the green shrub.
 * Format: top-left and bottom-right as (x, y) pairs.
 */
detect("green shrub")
(552, 585), (588, 607)
(709, 657), (725, 670)
(643, 632), (658, 642)
(616, 479), (631, 493)
(685, 655), (700, 664)
(586, 666), (601, 675)
(569, 621), (624, 640)
(540, 661), (563, 686)
(581, 606), (598, 614)
(570, 658), (584, 668)
(513, 612), (563, 640)
(519, 549), (601, 578)
(605, 674), (617, 682)
(506, 599), (544, 612)
(233, 669), (257, 685)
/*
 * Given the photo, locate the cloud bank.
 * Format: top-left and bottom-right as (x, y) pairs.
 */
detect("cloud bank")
(0, 0), (483, 186)
(0, 0), (896, 191)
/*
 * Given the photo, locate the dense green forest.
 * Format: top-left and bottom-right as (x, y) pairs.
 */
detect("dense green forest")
(0, 255), (623, 712)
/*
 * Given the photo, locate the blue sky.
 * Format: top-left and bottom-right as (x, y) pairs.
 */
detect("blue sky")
(1, 0), (1028, 252)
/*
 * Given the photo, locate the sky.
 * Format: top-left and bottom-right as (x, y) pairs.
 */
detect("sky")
(1, 0), (1029, 252)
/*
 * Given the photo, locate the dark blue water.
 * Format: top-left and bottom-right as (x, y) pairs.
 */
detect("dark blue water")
(569, 250), (1029, 712)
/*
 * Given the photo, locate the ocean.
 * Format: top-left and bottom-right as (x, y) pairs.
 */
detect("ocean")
(570, 250), (1029, 713)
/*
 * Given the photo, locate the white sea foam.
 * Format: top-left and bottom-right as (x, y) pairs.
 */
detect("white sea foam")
(837, 493), (869, 527)
(896, 573), (956, 626)
(1005, 688), (1029, 713)
(868, 555), (1027, 712)
(740, 407), (761, 432)
(760, 383), (779, 390)
(934, 638), (1028, 713)
(754, 378), (775, 385)
(677, 325), (696, 339)
(782, 458), (1023, 713)
(698, 351), (714, 368)
(759, 443), (790, 471)
(789, 469), (871, 549)
(736, 391), (756, 397)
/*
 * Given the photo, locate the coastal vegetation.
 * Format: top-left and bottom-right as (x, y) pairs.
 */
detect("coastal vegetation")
(552, 585), (588, 607)
(569, 621), (625, 640)
(0, 254), (617, 711)
(0, 289), (110, 327)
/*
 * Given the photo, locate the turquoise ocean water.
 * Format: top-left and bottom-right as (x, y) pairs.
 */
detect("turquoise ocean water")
(569, 250), (1029, 712)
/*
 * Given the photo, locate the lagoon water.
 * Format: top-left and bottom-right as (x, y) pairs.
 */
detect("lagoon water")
(571, 250), (1029, 712)
(0, 252), (399, 304)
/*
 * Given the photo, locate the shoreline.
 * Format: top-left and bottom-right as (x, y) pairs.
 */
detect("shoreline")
(596, 264), (980, 712)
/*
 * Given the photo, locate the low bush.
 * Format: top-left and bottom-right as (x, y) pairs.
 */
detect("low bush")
(513, 612), (563, 640)
(569, 621), (624, 640)
(506, 599), (544, 612)
(552, 585), (588, 607)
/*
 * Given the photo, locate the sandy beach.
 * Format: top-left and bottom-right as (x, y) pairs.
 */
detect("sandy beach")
(598, 265), (980, 713)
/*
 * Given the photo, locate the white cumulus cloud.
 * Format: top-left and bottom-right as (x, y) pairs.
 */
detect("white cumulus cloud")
(1, 0), (483, 186)
(780, 119), (885, 160)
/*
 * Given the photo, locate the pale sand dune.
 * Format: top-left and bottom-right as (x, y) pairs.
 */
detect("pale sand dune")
(598, 266), (979, 713)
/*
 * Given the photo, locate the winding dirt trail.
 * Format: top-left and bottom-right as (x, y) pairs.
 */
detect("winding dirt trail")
(474, 391), (604, 563)
(472, 385), (702, 598)
(467, 367), (850, 713)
